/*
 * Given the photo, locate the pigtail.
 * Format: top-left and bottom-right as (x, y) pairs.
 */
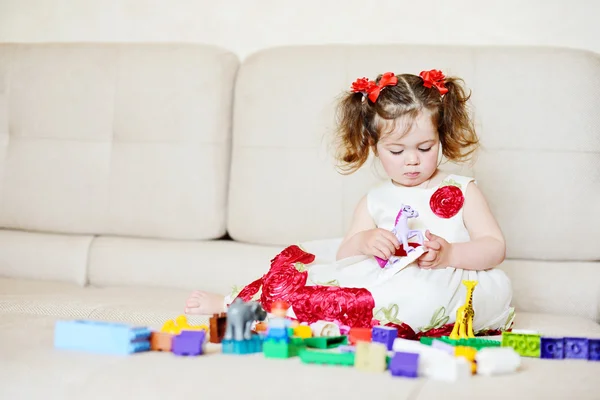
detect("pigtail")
(438, 78), (480, 163)
(334, 92), (373, 174)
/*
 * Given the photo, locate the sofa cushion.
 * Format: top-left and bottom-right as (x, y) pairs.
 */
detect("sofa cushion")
(0, 229), (92, 285)
(0, 43), (238, 240)
(228, 45), (600, 263)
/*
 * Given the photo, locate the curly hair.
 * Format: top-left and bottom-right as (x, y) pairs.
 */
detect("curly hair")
(334, 72), (479, 174)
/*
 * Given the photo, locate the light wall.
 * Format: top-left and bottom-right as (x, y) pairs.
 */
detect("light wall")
(0, 0), (598, 59)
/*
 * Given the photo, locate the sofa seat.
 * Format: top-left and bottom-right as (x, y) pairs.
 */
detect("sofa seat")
(0, 311), (599, 400)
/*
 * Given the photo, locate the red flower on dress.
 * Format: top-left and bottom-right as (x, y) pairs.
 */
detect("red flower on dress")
(270, 245), (315, 270)
(260, 264), (307, 312)
(234, 276), (263, 302)
(291, 286), (375, 328)
(419, 69), (448, 95)
(430, 185), (464, 218)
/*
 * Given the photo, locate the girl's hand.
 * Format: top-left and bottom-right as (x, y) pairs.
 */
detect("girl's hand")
(418, 230), (453, 269)
(357, 228), (401, 260)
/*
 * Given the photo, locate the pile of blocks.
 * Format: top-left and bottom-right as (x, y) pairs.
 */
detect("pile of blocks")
(500, 331), (599, 361)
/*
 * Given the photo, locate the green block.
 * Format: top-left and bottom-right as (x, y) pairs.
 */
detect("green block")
(425, 336), (501, 350)
(420, 337), (434, 345)
(501, 332), (540, 357)
(303, 335), (348, 349)
(263, 339), (302, 359)
(299, 349), (355, 366)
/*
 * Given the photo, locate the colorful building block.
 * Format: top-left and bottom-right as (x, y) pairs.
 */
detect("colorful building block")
(172, 330), (205, 356)
(209, 312), (227, 344)
(389, 352), (419, 378)
(475, 347), (521, 376)
(299, 349), (355, 366)
(540, 337), (564, 359)
(355, 342), (388, 372)
(222, 335), (263, 355)
(501, 332), (540, 357)
(304, 335), (348, 349)
(161, 315), (207, 335)
(263, 337), (304, 359)
(54, 320), (151, 355)
(293, 325), (312, 339)
(422, 336), (501, 350)
(150, 332), (173, 352)
(338, 345), (356, 353)
(372, 326), (398, 350)
(431, 339), (455, 355)
(348, 327), (372, 344)
(564, 337), (589, 359)
(589, 339), (600, 361)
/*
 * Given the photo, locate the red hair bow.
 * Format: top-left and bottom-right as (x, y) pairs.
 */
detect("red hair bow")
(419, 69), (448, 95)
(351, 72), (398, 102)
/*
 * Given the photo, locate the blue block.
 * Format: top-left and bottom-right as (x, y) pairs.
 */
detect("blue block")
(372, 326), (398, 351)
(222, 336), (263, 355)
(541, 337), (564, 359)
(54, 320), (151, 355)
(564, 337), (589, 359)
(589, 339), (600, 361)
(389, 351), (419, 378)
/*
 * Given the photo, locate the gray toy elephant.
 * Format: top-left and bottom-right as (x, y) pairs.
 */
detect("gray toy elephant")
(223, 298), (268, 341)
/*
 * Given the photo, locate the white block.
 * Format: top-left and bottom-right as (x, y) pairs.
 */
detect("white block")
(475, 347), (521, 376)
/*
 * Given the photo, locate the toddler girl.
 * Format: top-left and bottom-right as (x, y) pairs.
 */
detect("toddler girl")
(185, 69), (514, 339)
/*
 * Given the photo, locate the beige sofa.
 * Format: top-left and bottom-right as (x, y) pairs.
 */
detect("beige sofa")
(0, 43), (599, 399)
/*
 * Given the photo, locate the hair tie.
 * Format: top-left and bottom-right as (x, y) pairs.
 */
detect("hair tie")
(350, 72), (398, 102)
(419, 69), (448, 95)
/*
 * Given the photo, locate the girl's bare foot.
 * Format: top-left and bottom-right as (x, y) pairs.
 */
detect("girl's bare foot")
(184, 290), (226, 315)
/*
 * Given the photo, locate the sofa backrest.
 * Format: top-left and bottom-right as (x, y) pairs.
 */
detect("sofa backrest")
(0, 43), (238, 241)
(228, 45), (600, 264)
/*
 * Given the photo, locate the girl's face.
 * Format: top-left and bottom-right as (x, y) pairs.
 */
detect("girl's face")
(375, 109), (440, 187)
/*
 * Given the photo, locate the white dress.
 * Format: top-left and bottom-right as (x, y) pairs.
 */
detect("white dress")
(228, 174), (514, 336)
(296, 174), (514, 334)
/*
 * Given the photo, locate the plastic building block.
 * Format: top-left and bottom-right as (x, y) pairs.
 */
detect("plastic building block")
(355, 341), (388, 372)
(173, 330), (205, 356)
(293, 325), (312, 339)
(348, 327), (372, 344)
(372, 326), (398, 351)
(54, 320), (151, 355)
(475, 347), (521, 376)
(263, 337), (304, 359)
(389, 352), (419, 378)
(589, 339), (600, 361)
(425, 354), (472, 382)
(420, 337), (434, 345)
(222, 335), (263, 355)
(501, 332), (540, 357)
(209, 312), (227, 344)
(431, 339), (455, 355)
(299, 349), (355, 366)
(338, 345), (356, 353)
(304, 335), (348, 349)
(540, 337), (564, 359)
(425, 336), (501, 350)
(161, 315), (207, 335)
(150, 332), (173, 352)
(455, 346), (477, 362)
(564, 337), (589, 359)
(310, 321), (341, 337)
(266, 326), (290, 343)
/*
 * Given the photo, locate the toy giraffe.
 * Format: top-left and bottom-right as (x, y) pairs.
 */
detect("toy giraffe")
(449, 280), (478, 340)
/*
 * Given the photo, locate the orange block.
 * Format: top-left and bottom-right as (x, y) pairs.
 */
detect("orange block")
(150, 332), (173, 352)
(349, 328), (372, 345)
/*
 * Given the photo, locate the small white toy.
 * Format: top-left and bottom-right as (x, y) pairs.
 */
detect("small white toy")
(475, 347), (521, 376)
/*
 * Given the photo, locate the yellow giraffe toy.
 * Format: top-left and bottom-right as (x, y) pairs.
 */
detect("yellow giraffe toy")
(449, 280), (478, 340)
